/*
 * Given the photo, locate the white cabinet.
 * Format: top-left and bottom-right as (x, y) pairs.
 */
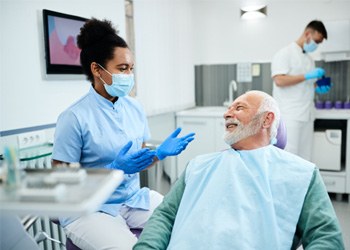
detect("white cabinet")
(321, 173), (346, 193)
(176, 117), (216, 177)
(176, 107), (228, 178)
(312, 130), (342, 171)
(314, 109), (350, 195)
(215, 118), (229, 151)
(321, 20), (350, 61)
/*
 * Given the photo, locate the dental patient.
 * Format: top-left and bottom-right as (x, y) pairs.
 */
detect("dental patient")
(133, 90), (344, 250)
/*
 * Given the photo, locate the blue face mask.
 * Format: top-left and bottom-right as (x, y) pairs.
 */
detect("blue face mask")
(303, 39), (318, 53)
(98, 64), (134, 97)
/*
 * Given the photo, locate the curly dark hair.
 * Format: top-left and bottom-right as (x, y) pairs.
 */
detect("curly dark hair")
(77, 18), (128, 82)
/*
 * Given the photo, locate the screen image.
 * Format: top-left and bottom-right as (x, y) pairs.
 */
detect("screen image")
(43, 9), (88, 74)
(48, 16), (84, 66)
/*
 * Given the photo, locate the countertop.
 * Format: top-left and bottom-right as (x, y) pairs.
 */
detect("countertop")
(315, 109), (350, 119)
(176, 106), (227, 118)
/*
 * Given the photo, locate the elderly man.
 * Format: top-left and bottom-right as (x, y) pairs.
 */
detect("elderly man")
(133, 91), (344, 250)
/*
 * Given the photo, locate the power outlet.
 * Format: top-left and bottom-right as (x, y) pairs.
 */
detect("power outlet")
(17, 131), (47, 149)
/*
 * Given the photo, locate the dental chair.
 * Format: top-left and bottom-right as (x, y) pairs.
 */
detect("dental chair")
(53, 120), (288, 250)
(49, 219), (142, 250)
(66, 229), (142, 250)
(275, 119), (287, 149)
(274, 120), (304, 250)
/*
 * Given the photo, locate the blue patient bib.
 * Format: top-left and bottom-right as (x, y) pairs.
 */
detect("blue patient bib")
(167, 146), (314, 250)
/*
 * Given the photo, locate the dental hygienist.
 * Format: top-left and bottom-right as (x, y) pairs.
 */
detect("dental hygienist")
(271, 20), (329, 161)
(52, 18), (195, 250)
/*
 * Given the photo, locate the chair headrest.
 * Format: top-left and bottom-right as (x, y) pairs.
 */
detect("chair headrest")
(274, 119), (287, 149)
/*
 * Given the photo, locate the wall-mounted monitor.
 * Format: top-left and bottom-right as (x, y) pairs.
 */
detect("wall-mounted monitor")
(42, 9), (88, 74)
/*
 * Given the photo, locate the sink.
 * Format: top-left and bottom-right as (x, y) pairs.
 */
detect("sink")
(223, 101), (231, 107)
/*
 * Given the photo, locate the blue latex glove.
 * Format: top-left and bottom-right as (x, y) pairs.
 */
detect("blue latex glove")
(156, 128), (195, 160)
(106, 141), (156, 174)
(315, 85), (331, 95)
(304, 68), (325, 80)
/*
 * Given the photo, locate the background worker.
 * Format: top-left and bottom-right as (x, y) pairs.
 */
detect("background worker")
(271, 20), (330, 160)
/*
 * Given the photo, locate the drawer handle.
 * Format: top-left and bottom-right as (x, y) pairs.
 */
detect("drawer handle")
(182, 121), (206, 125)
(325, 180), (336, 186)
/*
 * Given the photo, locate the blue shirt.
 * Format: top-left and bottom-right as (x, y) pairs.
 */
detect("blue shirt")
(52, 86), (151, 226)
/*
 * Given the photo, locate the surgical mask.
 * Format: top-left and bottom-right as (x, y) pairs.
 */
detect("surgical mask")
(303, 39), (318, 53)
(98, 64), (134, 97)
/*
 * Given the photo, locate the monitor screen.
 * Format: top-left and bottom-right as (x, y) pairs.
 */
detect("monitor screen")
(42, 9), (88, 74)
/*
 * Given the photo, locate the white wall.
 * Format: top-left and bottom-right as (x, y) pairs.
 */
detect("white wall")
(0, 0), (126, 132)
(2, 0), (350, 133)
(191, 0), (350, 64)
(0, 0), (3, 133)
(133, 0), (196, 116)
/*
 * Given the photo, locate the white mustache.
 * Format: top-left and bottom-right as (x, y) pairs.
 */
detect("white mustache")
(225, 118), (241, 128)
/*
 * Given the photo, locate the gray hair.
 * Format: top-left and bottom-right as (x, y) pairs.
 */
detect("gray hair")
(248, 91), (281, 141)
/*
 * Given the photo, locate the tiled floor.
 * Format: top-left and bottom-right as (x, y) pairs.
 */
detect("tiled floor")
(332, 196), (350, 249)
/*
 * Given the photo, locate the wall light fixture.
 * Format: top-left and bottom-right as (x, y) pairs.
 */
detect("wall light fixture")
(240, 0), (267, 20)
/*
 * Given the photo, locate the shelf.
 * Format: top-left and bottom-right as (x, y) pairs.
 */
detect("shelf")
(19, 143), (53, 162)
(320, 170), (346, 177)
(315, 109), (350, 119)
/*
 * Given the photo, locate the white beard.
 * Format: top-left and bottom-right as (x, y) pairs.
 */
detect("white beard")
(223, 114), (264, 146)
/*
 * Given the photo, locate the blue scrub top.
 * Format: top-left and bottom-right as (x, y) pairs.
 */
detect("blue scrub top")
(52, 86), (151, 225)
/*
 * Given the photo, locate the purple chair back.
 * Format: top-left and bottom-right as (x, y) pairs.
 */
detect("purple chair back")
(131, 228), (142, 238)
(65, 238), (81, 250)
(275, 119), (287, 149)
